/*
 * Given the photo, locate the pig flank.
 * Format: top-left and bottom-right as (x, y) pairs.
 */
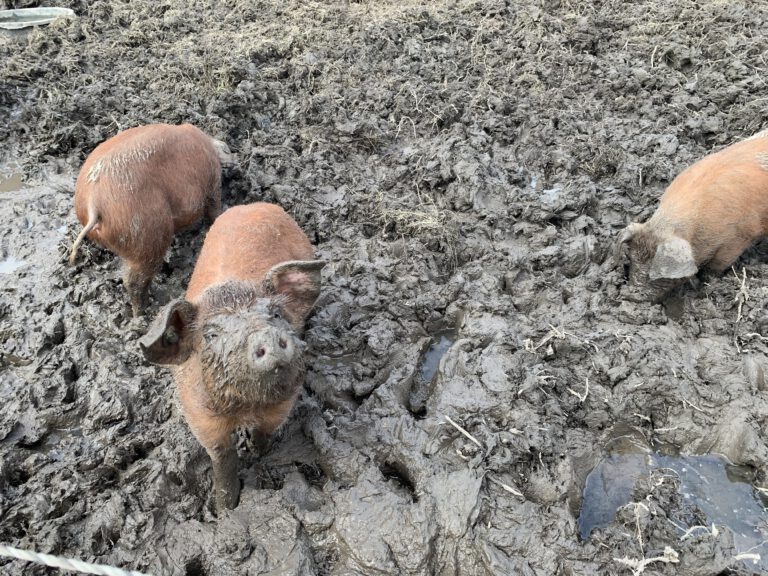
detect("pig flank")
(617, 130), (768, 298)
(69, 123), (223, 315)
(140, 203), (325, 511)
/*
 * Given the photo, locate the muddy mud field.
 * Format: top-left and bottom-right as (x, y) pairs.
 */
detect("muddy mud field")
(2, 1), (768, 574)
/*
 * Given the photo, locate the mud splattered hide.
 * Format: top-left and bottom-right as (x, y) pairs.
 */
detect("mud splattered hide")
(141, 280), (309, 413)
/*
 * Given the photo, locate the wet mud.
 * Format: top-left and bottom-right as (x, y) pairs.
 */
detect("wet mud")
(2, 1), (768, 574)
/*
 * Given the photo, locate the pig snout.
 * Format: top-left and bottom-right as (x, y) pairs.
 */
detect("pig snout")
(247, 328), (299, 371)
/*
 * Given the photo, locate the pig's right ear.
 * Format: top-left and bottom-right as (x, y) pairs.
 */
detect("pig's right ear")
(649, 237), (698, 281)
(613, 222), (644, 267)
(139, 299), (198, 365)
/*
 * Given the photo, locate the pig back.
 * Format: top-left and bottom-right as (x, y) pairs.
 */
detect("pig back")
(75, 124), (220, 233)
(186, 203), (315, 301)
(153, 124), (221, 230)
(657, 135), (768, 239)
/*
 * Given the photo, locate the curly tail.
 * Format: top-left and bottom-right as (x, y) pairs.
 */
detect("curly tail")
(68, 206), (99, 265)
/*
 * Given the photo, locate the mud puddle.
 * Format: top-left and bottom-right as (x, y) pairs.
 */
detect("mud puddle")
(580, 452), (768, 571)
(0, 168), (23, 193)
(418, 330), (455, 383)
(408, 328), (455, 417)
(0, 256), (26, 274)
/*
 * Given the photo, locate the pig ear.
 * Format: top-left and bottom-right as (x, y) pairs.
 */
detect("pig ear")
(264, 260), (326, 308)
(613, 222), (644, 267)
(210, 137), (236, 168)
(649, 237), (698, 281)
(139, 299), (198, 365)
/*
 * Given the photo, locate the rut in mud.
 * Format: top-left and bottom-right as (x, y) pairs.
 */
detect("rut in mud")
(2, 1), (768, 574)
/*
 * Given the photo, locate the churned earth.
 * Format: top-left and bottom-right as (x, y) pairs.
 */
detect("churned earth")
(2, 0), (768, 574)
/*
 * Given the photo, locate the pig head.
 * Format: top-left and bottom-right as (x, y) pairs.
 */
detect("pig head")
(614, 222), (698, 301)
(139, 260), (324, 510)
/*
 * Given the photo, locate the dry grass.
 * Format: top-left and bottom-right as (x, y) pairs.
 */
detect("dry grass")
(372, 187), (459, 261)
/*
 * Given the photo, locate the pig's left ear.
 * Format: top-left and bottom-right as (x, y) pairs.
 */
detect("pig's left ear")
(264, 260), (326, 310)
(613, 222), (644, 267)
(649, 237), (697, 281)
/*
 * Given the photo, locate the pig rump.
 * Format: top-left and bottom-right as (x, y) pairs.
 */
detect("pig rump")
(69, 123), (223, 315)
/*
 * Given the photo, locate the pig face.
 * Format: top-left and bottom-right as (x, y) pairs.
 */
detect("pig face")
(198, 296), (306, 408)
(140, 261), (325, 411)
(615, 223), (698, 301)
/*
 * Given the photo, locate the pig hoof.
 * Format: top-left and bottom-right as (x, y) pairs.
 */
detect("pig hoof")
(215, 482), (240, 511)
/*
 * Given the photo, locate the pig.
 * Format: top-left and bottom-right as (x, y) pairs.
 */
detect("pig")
(615, 129), (768, 299)
(69, 123), (224, 315)
(139, 203), (325, 510)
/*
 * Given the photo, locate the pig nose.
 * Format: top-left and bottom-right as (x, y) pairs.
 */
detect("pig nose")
(248, 331), (294, 369)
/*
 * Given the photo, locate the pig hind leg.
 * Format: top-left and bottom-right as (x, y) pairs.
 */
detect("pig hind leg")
(205, 175), (222, 223)
(123, 223), (174, 316)
(123, 262), (159, 316)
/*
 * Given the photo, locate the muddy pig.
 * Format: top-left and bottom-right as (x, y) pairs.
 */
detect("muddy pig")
(69, 123), (224, 315)
(615, 130), (768, 299)
(139, 203), (325, 510)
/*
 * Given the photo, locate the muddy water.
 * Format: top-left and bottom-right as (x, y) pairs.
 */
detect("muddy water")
(0, 256), (26, 274)
(2, 1), (768, 575)
(580, 453), (768, 571)
(0, 171), (23, 193)
(418, 331), (455, 383)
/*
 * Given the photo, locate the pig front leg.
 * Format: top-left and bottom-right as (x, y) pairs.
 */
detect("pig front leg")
(181, 401), (241, 511)
(709, 238), (756, 274)
(209, 440), (240, 511)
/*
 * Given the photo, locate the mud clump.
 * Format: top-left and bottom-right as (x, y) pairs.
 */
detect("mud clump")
(2, 1), (768, 575)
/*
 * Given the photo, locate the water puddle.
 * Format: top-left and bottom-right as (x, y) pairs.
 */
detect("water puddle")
(408, 329), (456, 417)
(0, 171), (23, 193)
(0, 256), (27, 274)
(0, 7), (76, 30)
(418, 330), (455, 383)
(579, 452), (768, 569)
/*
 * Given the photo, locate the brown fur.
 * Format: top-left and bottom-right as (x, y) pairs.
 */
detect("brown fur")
(181, 203), (315, 432)
(186, 203), (314, 302)
(141, 203), (324, 510)
(626, 228), (659, 267)
(620, 131), (768, 297)
(70, 123), (222, 315)
(648, 133), (768, 271)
